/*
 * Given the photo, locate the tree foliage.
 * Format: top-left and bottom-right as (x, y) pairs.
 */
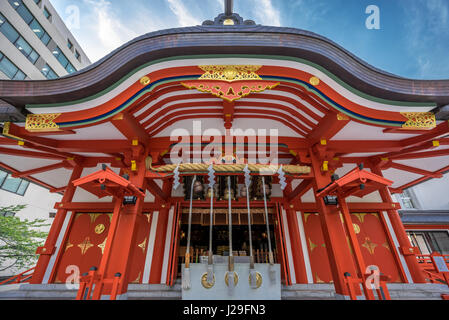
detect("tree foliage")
(0, 205), (49, 272)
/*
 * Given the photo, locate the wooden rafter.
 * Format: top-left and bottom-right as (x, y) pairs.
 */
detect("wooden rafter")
(111, 112), (150, 145)
(11, 161), (69, 178)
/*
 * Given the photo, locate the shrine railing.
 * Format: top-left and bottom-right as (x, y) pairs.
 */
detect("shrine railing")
(416, 254), (449, 267)
(0, 267), (35, 286)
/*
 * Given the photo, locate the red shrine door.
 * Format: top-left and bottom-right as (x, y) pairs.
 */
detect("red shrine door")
(52, 212), (153, 284)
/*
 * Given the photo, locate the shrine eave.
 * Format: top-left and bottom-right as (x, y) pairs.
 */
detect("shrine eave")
(0, 25), (449, 109)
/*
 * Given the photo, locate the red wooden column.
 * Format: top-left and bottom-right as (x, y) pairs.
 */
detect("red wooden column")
(149, 205), (170, 283)
(283, 200), (309, 284)
(31, 165), (83, 284)
(310, 150), (358, 298)
(92, 158), (148, 298)
(149, 179), (173, 283)
(371, 166), (426, 283)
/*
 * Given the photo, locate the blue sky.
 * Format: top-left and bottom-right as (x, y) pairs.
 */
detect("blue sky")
(51, 0), (449, 80)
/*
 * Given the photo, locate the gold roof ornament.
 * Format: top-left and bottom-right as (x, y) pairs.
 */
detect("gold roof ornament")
(197, 65), (263, 82)
(401, 112), (436, 129)
(25, 113), (61, 132)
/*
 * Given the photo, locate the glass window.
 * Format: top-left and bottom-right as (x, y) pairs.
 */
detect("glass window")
(34, 0), (41, 5)
(43, 7), (51, 20)
(0, 21), (20, 43)
(29, 19), (44, 39)
(13, 69), (26, 80)
(47, 68), (57, 79)
(0, 170), (7, 185)
(0, 13), (5, 25)
(66, 63), (75, 74)
(41, 63), (58, 79)
(41, 32), (50, 45)
(28, 50), (39, 64)
(0, 55), (19, 79)
(1, 174), (21, 193)
(16, 180), (29, 196)
(1, 211), (16, 217)
(15, 37), (32, 56)
(67, 40), (73, 50)
(9, 0), (34, 25)
(75, 50), (80, 60)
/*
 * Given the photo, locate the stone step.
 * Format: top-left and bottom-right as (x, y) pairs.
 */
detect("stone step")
(0, 283), (448, 300)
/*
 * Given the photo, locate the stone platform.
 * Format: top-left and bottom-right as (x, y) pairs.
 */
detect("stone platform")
(1, 282), (448, 300)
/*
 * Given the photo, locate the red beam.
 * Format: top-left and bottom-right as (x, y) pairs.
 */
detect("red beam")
(292, 202), (401, 211)
(0, 161), (58, 191)
(389, 162), (443, 178)
(400, 121), (449, 148)
(145, 178), (169, 201)
(392, 148), (449, 160)
(111, 112), (150, 145)
(288, 180), (312, 201)
(0, 146), (65, 160)
(307, 112), (349, 146)
(0, 137), (17, 145)
(390, 165), (449, 192)
(54, 202), (161, 211)
(12, 161), (68, 178)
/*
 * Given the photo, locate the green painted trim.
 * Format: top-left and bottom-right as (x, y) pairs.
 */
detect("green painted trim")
(27, 54), (436, 110)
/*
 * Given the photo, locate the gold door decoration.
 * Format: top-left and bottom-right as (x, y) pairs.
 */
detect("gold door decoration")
(138, 238), (147, 253)
(78, 237), (94, 255)
(98, 237), (107, 255)
(95, 224), (106, 234)
(361, 237), (378, 255)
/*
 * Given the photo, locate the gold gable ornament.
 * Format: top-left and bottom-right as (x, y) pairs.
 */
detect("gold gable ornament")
(25, 113), (61, 132)
(401, 112), (436, 129)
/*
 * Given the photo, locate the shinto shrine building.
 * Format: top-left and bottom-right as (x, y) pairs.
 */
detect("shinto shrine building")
(1, 2), (449, 300)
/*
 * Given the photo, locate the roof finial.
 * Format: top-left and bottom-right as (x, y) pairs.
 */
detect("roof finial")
(225, 0), (233, 16)
(202, 0), (255, 26)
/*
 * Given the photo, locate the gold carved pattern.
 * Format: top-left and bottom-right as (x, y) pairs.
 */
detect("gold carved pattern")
(382, 242), (390, 251)
(303, 213), (312, 223)
(309, 76), (320, 86)
(98, 237), (107, 255)
(90, 214), (102, 224)
(131, 271), (142, 284)
(197, 65), (263, 82)
(353, 223), (361, 234)
(362, 237), (377, 255)
(182, 80), (280, 102)
(95, 224), (105, 234)
(401, 112), (436, 129)
(315, 274), (325, 284)
(353, 213), (368, 224)
(25, 113), (61, 132)
(308, 238), (317, 252)
(140, 76), (151, 86)
(138, 238), (147, 253)
(65, 242), (74, 252)
(2, 122), (23, 141)
(78, 237), (94, 255)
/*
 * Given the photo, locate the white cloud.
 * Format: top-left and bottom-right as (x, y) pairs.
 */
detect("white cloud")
(252, 0), (281, 27)
(166, 0), (201, 26)
(402, 0), (449, 77)
(74, 0), (139, 62)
